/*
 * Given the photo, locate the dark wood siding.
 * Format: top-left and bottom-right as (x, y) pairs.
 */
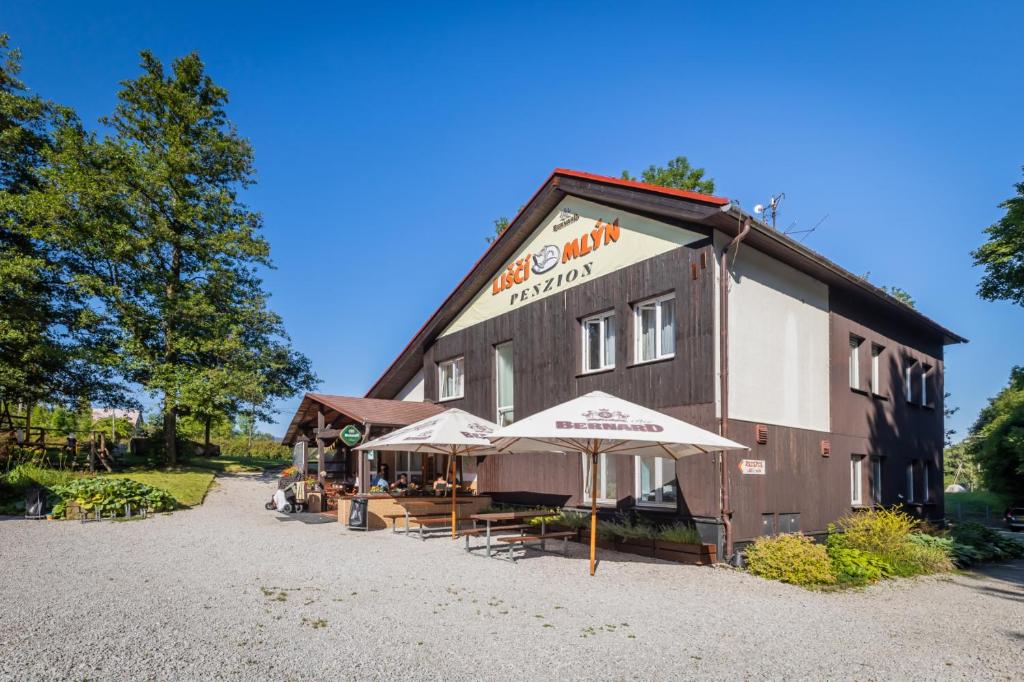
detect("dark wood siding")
(424, 243), (717, 507)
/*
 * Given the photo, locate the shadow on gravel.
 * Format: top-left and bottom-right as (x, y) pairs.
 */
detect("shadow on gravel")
(960, 560), (1024, 604)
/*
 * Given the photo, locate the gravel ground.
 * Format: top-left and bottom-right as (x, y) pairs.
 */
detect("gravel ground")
(1, 474), (1022, 681)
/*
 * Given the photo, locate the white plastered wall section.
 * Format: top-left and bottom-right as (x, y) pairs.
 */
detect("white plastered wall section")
(395, 369), (425, 402)
(718, 235), (831, 432)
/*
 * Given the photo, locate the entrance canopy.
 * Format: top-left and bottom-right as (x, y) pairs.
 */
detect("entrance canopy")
(281, 393), (445, 446)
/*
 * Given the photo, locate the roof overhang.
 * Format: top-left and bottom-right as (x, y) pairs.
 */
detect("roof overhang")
(281, 393), (445, 446)
(365, 169), (965, 400)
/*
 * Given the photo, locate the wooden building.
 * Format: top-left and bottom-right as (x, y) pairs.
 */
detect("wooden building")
(290, 168), (965, 555)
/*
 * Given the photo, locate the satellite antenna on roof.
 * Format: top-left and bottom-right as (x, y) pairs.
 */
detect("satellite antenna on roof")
(754, 193), (785, 229)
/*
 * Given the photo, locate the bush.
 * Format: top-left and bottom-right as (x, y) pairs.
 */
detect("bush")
(51, 477), (176, 518)
(744, 534), (836, 587)
(659, 523), (702, 545)
(950, 521), (1024, 563)
(834, 507), (918, 565)
(826, 534), (893, 585)
(3, 463), (77, 491)
(892, 536), (955, 576)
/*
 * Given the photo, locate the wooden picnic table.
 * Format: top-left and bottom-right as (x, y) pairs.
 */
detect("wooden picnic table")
(468, 511), (551, 558)
(391, 498), (472, 537)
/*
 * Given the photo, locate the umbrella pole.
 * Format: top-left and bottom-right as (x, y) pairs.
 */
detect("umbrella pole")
(589, 451), (598, 576)
(450, 454), (458, 539)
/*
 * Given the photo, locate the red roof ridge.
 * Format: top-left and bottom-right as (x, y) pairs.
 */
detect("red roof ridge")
(552, 168), (730, 206)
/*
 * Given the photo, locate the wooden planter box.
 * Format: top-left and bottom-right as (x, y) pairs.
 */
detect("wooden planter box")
(594, 536), (617, 550)
(653, 540), (717, 565)
(614, 537), (656, 557)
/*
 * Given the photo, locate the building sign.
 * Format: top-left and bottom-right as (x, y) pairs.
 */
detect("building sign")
(440, 197), (706, 337)
(739, 459), (766, 475)
(340, 424), (362, 447)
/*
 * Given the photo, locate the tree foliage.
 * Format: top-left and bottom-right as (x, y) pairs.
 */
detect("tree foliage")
(0, 34), (125, 409)
(28, 49), (316, 462)
(973, 168), (1024, 306)
(620, 155), (715, 194)
(967, 366), (1024, 498)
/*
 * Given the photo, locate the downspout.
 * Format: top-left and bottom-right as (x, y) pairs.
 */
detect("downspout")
(719, 211), (751, 563)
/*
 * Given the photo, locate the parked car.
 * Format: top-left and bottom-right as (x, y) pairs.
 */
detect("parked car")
(1005, 506), (1024, 531)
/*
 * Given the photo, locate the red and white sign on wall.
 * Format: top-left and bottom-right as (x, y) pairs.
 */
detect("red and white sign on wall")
(739, 459), (766, 475)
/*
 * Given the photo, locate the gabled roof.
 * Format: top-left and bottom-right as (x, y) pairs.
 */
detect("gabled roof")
(281, 393), (445, 445)
(365, 168), (966, 400)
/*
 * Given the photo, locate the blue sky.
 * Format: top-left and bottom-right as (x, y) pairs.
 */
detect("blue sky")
(7, 2), (1022, 438)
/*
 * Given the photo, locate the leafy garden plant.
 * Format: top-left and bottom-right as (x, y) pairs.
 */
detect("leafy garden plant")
(744, 534), (836, 587)
(51, 477), (176, 518)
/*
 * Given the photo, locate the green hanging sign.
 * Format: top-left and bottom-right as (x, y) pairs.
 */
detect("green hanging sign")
(340, 424), (362, 447)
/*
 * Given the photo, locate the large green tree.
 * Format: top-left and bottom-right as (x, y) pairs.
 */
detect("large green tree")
(0, 34), (124, 414)
(966, 366), (1024, 498)
(37, 51), (315, 463)
(973, 169), (1024, 306)
(621, 155), (716, 194)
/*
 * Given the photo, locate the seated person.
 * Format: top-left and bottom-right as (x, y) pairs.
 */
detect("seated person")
(432, 473), (448, 493)
(391, 473), (409, 491)
(370, 464), (389, 489)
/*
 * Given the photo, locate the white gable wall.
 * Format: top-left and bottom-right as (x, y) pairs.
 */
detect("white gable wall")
(395, 369), (425, 402)
(725, 243), (831, 432)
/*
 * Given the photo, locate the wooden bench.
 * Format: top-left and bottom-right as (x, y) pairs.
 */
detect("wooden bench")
(495, 531), (576, 562)
(460, 524), (531, 552)
(383, 510), (449, 536)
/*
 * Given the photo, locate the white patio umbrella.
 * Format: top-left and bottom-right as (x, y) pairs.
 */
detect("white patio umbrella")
(489, 391), (748, 575)
(357, 408), (503, 538)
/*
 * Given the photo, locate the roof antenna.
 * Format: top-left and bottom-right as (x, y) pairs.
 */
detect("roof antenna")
(753, 192), (785, 229)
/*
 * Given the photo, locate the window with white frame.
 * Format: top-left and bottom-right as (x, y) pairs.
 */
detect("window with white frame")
(849, 335), (863, 390)
(635, 456), (677, 507)
(871, 344), (884, 394)
(851, 455), (864, 505)
(870, 456), (882, 505)
(634, 294), (675, 363)
(904, 360), (916, 403)
(582, 311), (615, 373)
(495, 342), (513, 426)
(905, 461), (916, 502)
(921, 363), (932, 407)
(395, 452), (424, 484)
(582, 453), (617, 505)
(438, 356), (464, 401)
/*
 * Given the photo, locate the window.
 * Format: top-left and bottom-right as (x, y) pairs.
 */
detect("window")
(871, 344), (884, 394)
(395, 452), (424, 484)
(921, 363), (933, 407)
(870, 456), (883, 505)
(904, 360), (916, 403)
(849, 336), (863, 390)
(922, 461), (931, 502)
(634, 294), (675, 363)
(905, 461), (916, 503)
(851, 455), (864, 505)
(438, 356), (464, 401)
(635, 456), (677, 507)
(778, 513), (800, 534)
(582, 311), (615, 372)
(582, 453), (617, 504)
(495, 343), (513, 426)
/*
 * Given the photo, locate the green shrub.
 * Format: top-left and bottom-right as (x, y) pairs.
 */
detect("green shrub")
(3, 463), (77, 491)
(826, 534), (893, 585)
(950, 521), (1024, 562)
(614, 520), (658, 540)
(51, 477), (176, 518)
(744, 534), (836, 587)
(658, 523), (702, 545)
(890, 536), (954, 576)
(834, 507), (918, 565)
(549, 510), (590, 529)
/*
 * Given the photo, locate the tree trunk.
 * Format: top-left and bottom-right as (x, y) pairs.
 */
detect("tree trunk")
(204, 415), (211, 451)
(163, 394), (177, 465)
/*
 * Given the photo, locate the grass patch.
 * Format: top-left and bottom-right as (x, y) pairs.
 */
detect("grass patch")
(107, 468), (215, 507)
(945, 491), (1011, 515)
(184, 455), (286, 474)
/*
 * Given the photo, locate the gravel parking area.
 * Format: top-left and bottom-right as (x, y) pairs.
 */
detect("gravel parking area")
(1, 475), (1022, 681)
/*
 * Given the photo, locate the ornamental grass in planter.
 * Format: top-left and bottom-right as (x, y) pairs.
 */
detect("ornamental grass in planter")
(654, 523), (717, 564)
(612, 521), (657, 557)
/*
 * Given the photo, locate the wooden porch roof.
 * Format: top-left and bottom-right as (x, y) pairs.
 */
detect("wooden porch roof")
(281, 393), (445, 445)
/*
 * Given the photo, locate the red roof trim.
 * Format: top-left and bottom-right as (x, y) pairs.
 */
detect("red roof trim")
(365, 168), (728, 398)
(552, 168), (730, 206)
